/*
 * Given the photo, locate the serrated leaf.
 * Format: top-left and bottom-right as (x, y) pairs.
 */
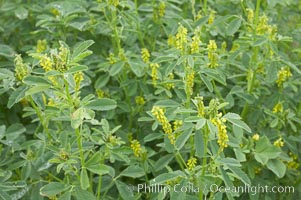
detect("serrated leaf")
(23, 76), (51, 86)
(150, 171), (185, 185)
(109, 62), (124, 76)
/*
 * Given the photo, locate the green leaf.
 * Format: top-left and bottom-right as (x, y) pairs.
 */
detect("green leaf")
(23, 76), (51, 86)
(0, 190), (11, 200)
(0, 68), (14, 79)
(80, 168), (90, 190)
(120, 165), (145, 178)
(200, 74), (213, 92)
(227, 165), (251, 185)
(72, 40), (94, 60)
(266, 159), (286, 178)
(195, 129), (205, 158)
(175, 127), (193, 150)
(86, 162), (110, 176)
(58, 192), (71, 200)
(74, 187), (95, 200)
(150, 171), (185, 185)
(225, 118), (251, 133)
(196, 118), (206, 130)
(0, 44), (15, 58)
(109, 62), (125, 76)
(85, 98), (117, 111)
(66, 65), (88, 74)
(129, 61), (145, 77)
(7, 85), (28, 109)
(15, 6), (28, 19)
(154, 155), (174, 171)
(115, 180), (135, 200)
(40, 182), (68, 197)
(227, 18), (241, 36)
(25, 85), (51, 96)
(254, 136), (281, 165)
(219, 167), (235, 200)
(154, 99), (180, 107)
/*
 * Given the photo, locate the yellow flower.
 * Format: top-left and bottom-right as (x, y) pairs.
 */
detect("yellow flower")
(187, 157), (197, 170)
(207, 40), (218, 68)
(190, 35), (200, 54)
(36, 39), (47, 53)
(158, 2), (166, 17)
(40, 55), (53, 72)
(165, 73), (175, 90)
(273, 137), (284, 147)
(131, 139), (142, 157)
(14, 54), (28, 80)
(195, 96), (205, 117)
(107, 53), (117, 64)
(135, 96), (145, 105)
(252, 133), (260, 141)
(211, 115), (228, 151)
(276, 67), (292, 87)
(97, 89), (105, 98)
(176, 24), (188, 53)
(74, 72), (84, 91)
(185, 67), (195, 96)
(208, 10), (215, 24)
(108, 0), (119, 7)
(272, 102), (283, 113)
(151, 106), (174, 144)
(246, 8), (254, 23)
(286, 152), (299, 169)
(173, 120), (183, 131)
(167, 35), (176, 47)
(141, 48), (150, 63)
(150, 63), (160, 86)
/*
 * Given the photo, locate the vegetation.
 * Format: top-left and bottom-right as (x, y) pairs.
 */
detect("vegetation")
(0, 0), (301, 199)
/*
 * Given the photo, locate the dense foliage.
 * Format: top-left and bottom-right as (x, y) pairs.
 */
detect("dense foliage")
(0, 0), (301, 199)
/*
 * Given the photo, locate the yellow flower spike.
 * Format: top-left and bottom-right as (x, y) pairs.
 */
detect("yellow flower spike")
(173, 120), (183, 131)
(276, 67), (292, 87)
(175, 24), (188, 53)
(252, 133), (260, 141)
(130, 139), (142, 157)
(207, 40), (218, 68)
(14, 54), (28, 81)
(36, 39), (47, 53)
(187, 157), (197, 170)
(150, 63), (160, 86)
(141, 48), (150, 63)
(151, 106), (174, 144)
(74, 72), (84, 91)
(185, 67), (195, 96)
(108, 0), (119, 7)
(273, 137), (284, 147)
(107, 52), (117, 64)
(208, 10), (215, 24)
(135, 96), (145, 105)
(165, 73), (175, 90)
(158, 2), (166, 17)
(167, 35), (176, 47)
(211, 115), (228, 151)
(190, 35), (200, 54)
(96, 89), (105, 98)
(272, 102), (283, 113)
(246, 8), (254, 23)
(40, 55), (53, 72)
(286, 152), (300, 169)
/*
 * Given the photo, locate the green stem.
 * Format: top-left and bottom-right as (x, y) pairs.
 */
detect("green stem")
(76, 127), (85, 167)
(97, 158), (104, 200)
(203, 0), (207, 15)
(175, 151), (186, 170)
(199, 125), (209, 200)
